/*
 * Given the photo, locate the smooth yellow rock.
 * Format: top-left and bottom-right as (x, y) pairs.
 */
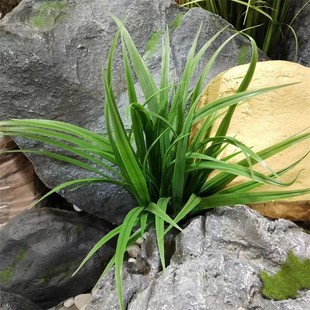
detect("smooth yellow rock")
(195, 60), (310, 216)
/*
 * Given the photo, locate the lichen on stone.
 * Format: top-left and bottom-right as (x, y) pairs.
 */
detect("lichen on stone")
(0, 247), (27, 283)
(30, 1), (67, 29)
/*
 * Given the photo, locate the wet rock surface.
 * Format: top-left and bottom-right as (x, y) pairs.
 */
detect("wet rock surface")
(0, 0), (261, 224)
(0, 208), (116, 309)
(88, 206), (310, 310)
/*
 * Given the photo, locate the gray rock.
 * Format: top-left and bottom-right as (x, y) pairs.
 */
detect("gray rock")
(0, 207), (116, 309)
(280, 0), (310, 66)
(0, 0), (263, 224)
(88, 206), (310, 310)
(0, 291), (42, 310)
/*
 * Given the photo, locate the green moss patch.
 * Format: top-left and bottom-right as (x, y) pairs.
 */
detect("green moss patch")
(30, 1), (67, 29)
(171, 13), (184, 30)
(0, 247), (27, 283)
(260, 251), (310, 300)
(144, 31), (163, 58)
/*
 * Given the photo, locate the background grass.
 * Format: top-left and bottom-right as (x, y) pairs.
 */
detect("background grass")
(177, 0), (309, 59)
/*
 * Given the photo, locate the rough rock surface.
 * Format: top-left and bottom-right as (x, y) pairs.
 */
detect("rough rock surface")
(0, 208), (116, 309)
(0, 0), (264, 224)
(0, 291), (42, 310)
(281, 0), (310, 67)
(87, 206), (310, 310)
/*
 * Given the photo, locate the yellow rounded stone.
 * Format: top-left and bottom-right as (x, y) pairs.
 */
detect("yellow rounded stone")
(195, 60), (310, 220)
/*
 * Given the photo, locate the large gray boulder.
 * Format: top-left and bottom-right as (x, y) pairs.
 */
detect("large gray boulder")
(0, 0), (263, 224)
(0, 207), (116, 309)
(87, 206), (310, 310)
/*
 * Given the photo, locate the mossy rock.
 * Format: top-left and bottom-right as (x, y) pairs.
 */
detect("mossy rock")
(30, 1), (67, 29)
(260, 251), (310, 300)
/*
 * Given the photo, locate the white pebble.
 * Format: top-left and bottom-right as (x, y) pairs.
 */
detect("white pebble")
(128, 257), (137, 264)
(135, 237), (144, 245)
(63, 297), (75, 308)
(73, 204), (82, 212)
(74, 293), (91, 310)
(127, 244), (140, 258)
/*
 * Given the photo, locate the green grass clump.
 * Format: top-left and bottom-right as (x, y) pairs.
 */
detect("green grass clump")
(178, 0), (310, 59)
(1, 16), (309, 309)
(260, 251), (310, 300)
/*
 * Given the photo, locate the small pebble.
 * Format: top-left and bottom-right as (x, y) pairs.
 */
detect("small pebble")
(127, 244), (140, 258)
(57, 303), (78, 310)
(135, 237), (144, 245)
(74, 293), (91, 310)
(128, 257), (137, 264)
(63, 297), (75, 308)
(73, 205), (82, 212)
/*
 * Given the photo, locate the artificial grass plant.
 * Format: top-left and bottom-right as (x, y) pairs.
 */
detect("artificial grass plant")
(0, 17), (309, 309)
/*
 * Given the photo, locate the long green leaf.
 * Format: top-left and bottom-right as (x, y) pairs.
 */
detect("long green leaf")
(154, 197), (171, 270)
(0, 119), (113, 152)
(103, 29), (150, 205)
(146, 203), (183, 232)
(164, 194), (201, 236)
(112, 16), (159, 113)
(201, 132), (310, 194)
(72, 226), (121, 277)
(196, 189), (310, 212)
(115, 206), (144, 310)
(34, 177), (125, 206)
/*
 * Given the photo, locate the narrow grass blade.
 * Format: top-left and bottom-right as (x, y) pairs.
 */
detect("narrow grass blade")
(146, 203), (183, 232)
(164, 194), (201, 236)
(103, 29), (150, 205)
(115, 206), (145, 310)
(112, 16), (159, 113)
(72, 226), (121, 277)
(213, 34), (258, 140)
(0, 119), (113, 153)
(194, 84), (295, 124)
(3, 148), (116, 179)
(188, 160), (297, 187)
(154, 197), (171, 270)
(2, 131), (120, 177)
(201, 132), (310, 194)
(220, 151), (310, 194)
(159, 28), (170, 115)
(34, 177), (125, 206)
(197, 189), (310, 211)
